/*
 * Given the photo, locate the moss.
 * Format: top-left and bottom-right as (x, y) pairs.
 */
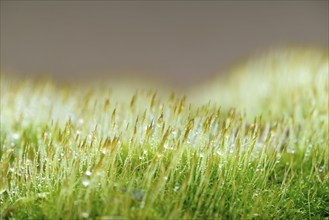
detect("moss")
(1, 47), (328, 219)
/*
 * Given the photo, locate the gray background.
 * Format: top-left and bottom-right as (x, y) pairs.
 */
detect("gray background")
(1, 1), (328, 87)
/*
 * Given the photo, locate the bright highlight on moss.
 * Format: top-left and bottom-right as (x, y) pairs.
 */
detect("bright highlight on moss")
(0, 48), (328, 219)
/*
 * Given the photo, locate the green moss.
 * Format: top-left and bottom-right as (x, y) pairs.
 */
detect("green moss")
(1, 48), (328, 219)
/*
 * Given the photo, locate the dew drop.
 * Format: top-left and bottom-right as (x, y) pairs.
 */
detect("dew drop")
(253, 189), (260, 198)
(82, 180), (90, 187)
(12, 133), (20, 140)
(174, 183), (180, 191)
(85, 171), (91, 176)
(78, 118), (84, 125)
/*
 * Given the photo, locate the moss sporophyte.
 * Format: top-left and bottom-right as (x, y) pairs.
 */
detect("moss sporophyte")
(0, 47), (328, 219)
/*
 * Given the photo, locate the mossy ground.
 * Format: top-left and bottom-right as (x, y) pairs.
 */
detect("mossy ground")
(1, 48), (328, 219)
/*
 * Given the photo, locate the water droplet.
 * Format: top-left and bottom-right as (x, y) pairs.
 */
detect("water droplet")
(12, 133), (20, 140)
(174, 183), (180, 191)
(78, 118), (84, 125)
(82, 180), (90, 187)
(253, 188), (260, 198)
(85, 171), (91, 176)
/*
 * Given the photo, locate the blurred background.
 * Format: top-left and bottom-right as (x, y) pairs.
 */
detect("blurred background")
(1, 1), (328, 87)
